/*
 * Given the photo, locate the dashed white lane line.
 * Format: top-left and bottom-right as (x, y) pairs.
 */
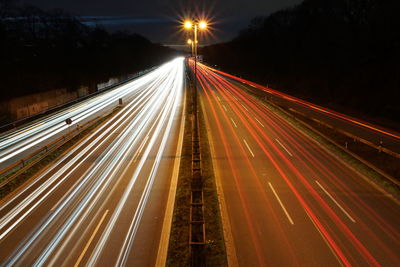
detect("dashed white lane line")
(230, 118), (238, 128)
(268, 182), (294, 225)
(243, 139), (255, 158)
(254, 117), (265, 128)
(241, 104), (249, 112)
(222, 105), (228, 112)
(217, 95), (221, 101)
(315, 180), (356, 223)
(275, 138), (293, 157)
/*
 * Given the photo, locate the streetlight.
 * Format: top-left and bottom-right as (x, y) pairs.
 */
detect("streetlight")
(187, 39), (198, 56)
(183, 19), (207, 60)
(183, 19), (208, 91)
(198, 20), (207, 30)
(187, 39), (193, 56)
(184, 20), (193, 30)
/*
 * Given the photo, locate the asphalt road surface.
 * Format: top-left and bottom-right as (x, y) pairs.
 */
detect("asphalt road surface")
(205, 65), (400, 155)
(0, 57), (185, 266)
(0, 62), (181, 170)
(196, 61), (400, 266)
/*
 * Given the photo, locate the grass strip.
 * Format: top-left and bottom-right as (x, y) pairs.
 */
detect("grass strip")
(167, 77), (228, 266)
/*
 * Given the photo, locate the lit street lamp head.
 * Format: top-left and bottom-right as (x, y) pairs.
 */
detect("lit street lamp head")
(184, 20), (193, 29)
(199, 21), (207, 30)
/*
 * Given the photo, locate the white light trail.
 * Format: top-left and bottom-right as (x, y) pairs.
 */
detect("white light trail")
(1, 57), (185, 266)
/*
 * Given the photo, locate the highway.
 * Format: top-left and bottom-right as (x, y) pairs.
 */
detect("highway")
(0, 57), (185, 266)
(203, 65), (400, 155)
(0, 62), (181, 170)
(195, 61), (400, 266)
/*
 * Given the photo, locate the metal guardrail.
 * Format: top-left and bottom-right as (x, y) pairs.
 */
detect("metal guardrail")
(0, 66), (157, 134)
(283, 107), (400, 186)
(238, 84), (399, 186)
(293, 110), (400, 159)
(239, 82), (400, 159)
(187, 59), (206, 267)
(209, 64), (400, 159)
(0, 116), (100, 191)
(267, 100), (400, 186)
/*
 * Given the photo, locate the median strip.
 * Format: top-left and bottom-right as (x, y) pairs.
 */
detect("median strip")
(167, 62), (227, 266)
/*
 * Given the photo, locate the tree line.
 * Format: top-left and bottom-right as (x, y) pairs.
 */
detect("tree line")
(202, 0), (400, 124)
(0, 0), (178, 101)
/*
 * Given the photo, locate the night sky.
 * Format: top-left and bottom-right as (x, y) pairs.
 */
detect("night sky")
(21, 0), (302, 46)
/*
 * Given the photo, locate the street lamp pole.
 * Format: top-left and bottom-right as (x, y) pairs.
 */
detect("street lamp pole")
(187, 39), (194, 58)
(184, 19), (207, 93)
(183, 19), (209, 263)
(193, 24), (198, 93)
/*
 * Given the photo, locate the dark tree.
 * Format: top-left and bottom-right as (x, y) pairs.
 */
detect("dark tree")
(0, 3), (178, 102)
(202, 0), (400, 125)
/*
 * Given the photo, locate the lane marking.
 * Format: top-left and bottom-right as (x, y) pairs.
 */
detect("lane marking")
(133, 135), (149, 163)
(315, 180), (356, 223)
(233, 95), (238, 101)
(275, 138), (293, 157)
(302, 206), (344, 265)
(241, 104), (249, 112)
(199, 96), (239, 266)
(0, 62), (177, 248)
(254, 117), (265, 128)
(243, 139), (255, 157)
(7, 122), (44, 139)
(222, 105), (228, 112)
(230, 118), (238, 128)
(156, 83), (186, 267)
(74, 209), (109, 267)
(216, 95), (221, 101)
(268, 182), (294, 225)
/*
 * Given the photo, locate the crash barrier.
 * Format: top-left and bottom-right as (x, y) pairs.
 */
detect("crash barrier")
(188, 61), (206, 267)
(0, 116), (101, 194)
(0, 67), (156, 134)
(285, 107), (400, 186)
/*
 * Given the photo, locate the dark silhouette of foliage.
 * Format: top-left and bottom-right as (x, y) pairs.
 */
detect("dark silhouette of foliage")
(202, 0), (400, 124)
(0, 2), (178, 100)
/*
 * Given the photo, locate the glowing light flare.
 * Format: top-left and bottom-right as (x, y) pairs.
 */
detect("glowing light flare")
(199, 20), (207, 30)
(184, 20), (192, 29)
